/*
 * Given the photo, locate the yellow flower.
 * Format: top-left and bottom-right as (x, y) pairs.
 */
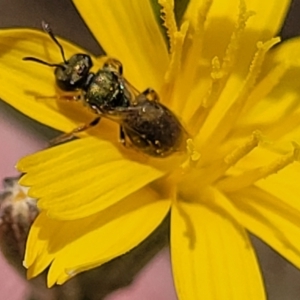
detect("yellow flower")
(0, 0), (299, 298)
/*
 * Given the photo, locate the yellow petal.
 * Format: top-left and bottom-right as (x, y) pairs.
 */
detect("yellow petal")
(171, 191), (265, 299)
(0, 29), (104, 133)
(18, 137), (169, 219)
(230, 185), (300, 269)
(73, 0), (169, 91)
(26, 251), (55, 279)
(24, 187), (171, 287)
(255, 163), (300, 222)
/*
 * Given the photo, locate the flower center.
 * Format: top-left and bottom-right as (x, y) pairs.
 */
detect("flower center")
(158, 0), (300, 203)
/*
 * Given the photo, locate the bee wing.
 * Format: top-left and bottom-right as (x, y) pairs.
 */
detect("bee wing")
(122, 78), (143, 105)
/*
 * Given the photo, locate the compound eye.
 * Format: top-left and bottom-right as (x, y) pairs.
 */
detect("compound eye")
(54, 66), (75, 91)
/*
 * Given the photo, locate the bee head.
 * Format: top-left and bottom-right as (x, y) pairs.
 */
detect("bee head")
(54, 54), (93, 91)
(23, 21), (93, 91)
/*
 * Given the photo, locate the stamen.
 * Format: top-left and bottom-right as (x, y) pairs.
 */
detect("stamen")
(205, 1), (255, 98)
(181, 139), (201, 171)
(243, 38), (281, 95)
(160, 21), (189, 103)
(197, 37), (280, 153)
(241, 62), (287, 114)
(195, 0), (213, 34)
(202, 56), (223, 108)
(224, 130), (262, 166)
(211, 57), (223, 80)
(188, 56), (222, 134)
(195, 131), (261, 186)
(221, 0), (255, 74)
(182, 0), (213, 63)
(158, 0), (177, 53)
(217, 142), (300, 192)
(173, 0), (212, 112)
(190, 0), (255, 136)
(186, 139), (201, 162)
(184, 0), (212, 30)
(164, 22), (189, 83)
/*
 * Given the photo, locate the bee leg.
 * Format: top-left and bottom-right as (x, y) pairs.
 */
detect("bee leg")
(49, 117), (101, 146)
(119, 126), (127, 146)
(56, 93), (83, 101)
(34, 92), (83, 102)
(142, 88), (160, 102)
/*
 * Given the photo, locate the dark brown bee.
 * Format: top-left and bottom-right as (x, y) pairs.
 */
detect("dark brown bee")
(23, 22), (186, 157)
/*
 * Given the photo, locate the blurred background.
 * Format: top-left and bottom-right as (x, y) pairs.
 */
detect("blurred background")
(0, 0), (300, 299)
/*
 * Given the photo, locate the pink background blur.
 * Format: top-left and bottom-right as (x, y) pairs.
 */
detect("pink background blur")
(0, 102), (45, 300)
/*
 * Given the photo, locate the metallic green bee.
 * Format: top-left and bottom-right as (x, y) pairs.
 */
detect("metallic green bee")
(24, 22), (186, 157)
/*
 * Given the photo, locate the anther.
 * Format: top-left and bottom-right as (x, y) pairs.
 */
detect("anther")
(186, 139), (201, 162)
(181, 139), (201, 172)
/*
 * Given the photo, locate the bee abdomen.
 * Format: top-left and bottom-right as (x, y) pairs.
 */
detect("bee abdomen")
(123, 101), (184, 157)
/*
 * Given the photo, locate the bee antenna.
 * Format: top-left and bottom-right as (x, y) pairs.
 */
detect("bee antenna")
(42, 20), (67, 64)
(23, 57), (63, 69)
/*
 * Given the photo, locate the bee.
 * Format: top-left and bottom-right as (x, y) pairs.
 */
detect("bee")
(23, 22), (186, 157)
